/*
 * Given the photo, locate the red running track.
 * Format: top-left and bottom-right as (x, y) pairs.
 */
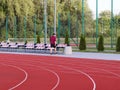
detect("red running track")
(0, 53), (120, 90)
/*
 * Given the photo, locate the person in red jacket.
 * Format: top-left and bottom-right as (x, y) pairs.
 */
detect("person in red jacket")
(50, 33), (56, 54)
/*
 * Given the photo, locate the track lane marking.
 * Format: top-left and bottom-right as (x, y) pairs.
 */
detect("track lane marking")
(13, 62), (95, 90)
(2, 58), (120, 87)
(0, 63), (28, 90)
(25, 64), (60, 90)
(55, 62), (120, 78)
(4, 59), (120, 90)
(1, 63), (60, 90)
(1, 55), (120, 90)
(3, 61), (95, 90)
(34, 62), (96, 90)
(59, 65), (96, 90)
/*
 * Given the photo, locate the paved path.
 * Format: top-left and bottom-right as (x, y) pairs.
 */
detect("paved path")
(0, 51), (120, 61)
(62, 52), (120, 61)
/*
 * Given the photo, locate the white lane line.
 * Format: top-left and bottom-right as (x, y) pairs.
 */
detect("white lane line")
(22, 64), (60, 90)
(27, 59), (120, 90)
(2, 60), (96, 90)
(2, 62), (60, 90)
(57, 62), (120, 78)
(18, 63), (95, 90)
(37, 62), (96, 90)
(51, 63), (120, 80)
(59, 65), (96, 90)
(45, 69), (60, 90)
(3, 59), (120, 90)
(0, 63), (28, 90)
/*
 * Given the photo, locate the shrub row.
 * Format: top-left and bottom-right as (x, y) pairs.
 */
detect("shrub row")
(78, 35), (120, 52)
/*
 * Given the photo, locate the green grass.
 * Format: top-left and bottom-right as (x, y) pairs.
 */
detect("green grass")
(73, 47), (120, 54)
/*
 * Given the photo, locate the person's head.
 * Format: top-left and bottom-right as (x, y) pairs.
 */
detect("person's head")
(53, 33), (56, 36)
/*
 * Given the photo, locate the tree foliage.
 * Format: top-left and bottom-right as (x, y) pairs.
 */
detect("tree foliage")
(97, 35), (104, 51)
(116, 36), (120, 52)
(64, 30), (70, 46)
(0, 0), (93, 41)
(79, 34), (86, 50)
(37, 35), (41, 43)
(0, 0), (35, 40)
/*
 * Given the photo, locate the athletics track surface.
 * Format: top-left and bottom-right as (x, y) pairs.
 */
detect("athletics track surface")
(0, 52), (120, 90)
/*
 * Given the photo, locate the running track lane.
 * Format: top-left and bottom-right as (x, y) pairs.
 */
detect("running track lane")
(0, 63), (27, 90)
(0, 53), (120, 90)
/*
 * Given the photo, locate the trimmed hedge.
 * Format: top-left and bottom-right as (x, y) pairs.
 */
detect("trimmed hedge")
(37, 35), (41, 43)
(97, 35), (104, 51)
(116, 36), (120, 52)
(79, 34), (86, 50)
(65, 30), (70, 46)
(24, 40), (27, 45)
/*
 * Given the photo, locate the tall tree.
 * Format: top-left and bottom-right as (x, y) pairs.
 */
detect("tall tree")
(99, 10), (111, 36)
(0, 0), (35, 38)
(0, 0), (94, 40)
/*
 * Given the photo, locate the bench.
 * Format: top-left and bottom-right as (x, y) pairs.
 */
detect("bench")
(0, 42), (69, 54)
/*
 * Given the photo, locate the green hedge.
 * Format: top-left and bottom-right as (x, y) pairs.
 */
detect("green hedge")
(116, 36), (120, 52)
(37, 35), (41, 43)
(79, 34), (86, 50)
(65, 30), (70, 46)
(97, 35), (104, 51)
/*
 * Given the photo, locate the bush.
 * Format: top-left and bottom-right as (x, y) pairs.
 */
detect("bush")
(79, 34), (86, 50)
(36, 35), (41, 43)
(24, 40), (27, 45)
(116, 36), (120, 52)
(65, 30), (70, 46)
(97, 35), (104, 51)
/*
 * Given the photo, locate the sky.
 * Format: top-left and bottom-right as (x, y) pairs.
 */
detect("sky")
(87, 0), (120, 17)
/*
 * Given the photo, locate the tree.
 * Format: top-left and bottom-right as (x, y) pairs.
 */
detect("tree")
(79, 34), (86, 50)
(57, 0), (93, 37)
(97, 35), (104, 51)
(99, 10), (111, 36)
(99, 10), (111, 18)
(0, 0), (35, 39)
(116, 36), (120, 52)
(0, 0), (94, 41)
(65, 30), (70, 46)
(36, 35), (41, 43)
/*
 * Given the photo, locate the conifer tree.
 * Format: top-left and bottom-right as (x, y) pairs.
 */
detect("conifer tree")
(79, 34), (86, 50)
(97, 35), (104, 51)
(116, 36), (120, 52)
